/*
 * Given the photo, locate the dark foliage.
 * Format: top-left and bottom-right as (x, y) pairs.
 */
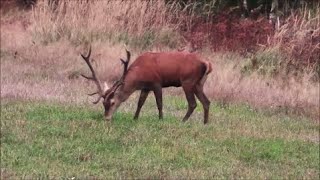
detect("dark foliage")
(16, 0), (37, 9)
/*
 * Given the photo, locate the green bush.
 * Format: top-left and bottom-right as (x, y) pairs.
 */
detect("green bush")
(241, 46), (289, 77)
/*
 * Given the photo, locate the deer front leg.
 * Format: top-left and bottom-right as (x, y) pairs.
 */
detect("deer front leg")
(134, 90), (149, 120)
(153, 87), (163, 119)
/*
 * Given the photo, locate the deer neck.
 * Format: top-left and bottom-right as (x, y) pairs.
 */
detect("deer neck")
(114, 84), (135, 102)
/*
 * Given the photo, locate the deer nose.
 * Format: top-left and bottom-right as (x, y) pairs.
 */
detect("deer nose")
(104, 115), (112, 121)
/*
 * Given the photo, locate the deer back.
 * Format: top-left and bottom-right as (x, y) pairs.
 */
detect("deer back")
(123, 52), (208, 88)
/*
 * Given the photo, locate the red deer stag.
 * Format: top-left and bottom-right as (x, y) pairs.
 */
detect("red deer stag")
(81, 47), (212, 124)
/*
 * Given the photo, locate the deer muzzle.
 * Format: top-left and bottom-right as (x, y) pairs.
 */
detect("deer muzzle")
(105, 115), (112, 121)
(104, 112), (113, 121)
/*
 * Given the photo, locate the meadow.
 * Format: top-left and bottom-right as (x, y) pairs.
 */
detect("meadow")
(1, 0), (319, 179)
(1, 98), (319, 179)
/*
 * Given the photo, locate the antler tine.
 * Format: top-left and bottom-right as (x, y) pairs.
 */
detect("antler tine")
(125, 47), (131, 63)
(120, 58), (129, 72)
(87, 92), (98, 96)
(81, 46), (91, 61)
(81, 46), (104, 104)
(119, 46), (131, 78)
(80, 74), (94, 80)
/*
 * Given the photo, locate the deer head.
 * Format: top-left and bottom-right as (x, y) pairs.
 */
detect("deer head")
(81, 46), (131, 121)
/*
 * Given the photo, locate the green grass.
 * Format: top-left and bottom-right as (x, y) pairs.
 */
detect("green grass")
(1, 99), (319, 179)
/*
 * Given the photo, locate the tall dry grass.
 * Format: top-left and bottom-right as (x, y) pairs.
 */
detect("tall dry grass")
(271, 3), (320, 73)
(241, 4), (320, 82)
(30, 0), (186, 48)
(205, 52), (319, 118)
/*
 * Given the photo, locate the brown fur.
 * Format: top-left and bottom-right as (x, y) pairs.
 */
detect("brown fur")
(125, 52), (208, 88)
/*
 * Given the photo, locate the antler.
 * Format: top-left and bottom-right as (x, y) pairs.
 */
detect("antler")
(119, 46), (131, 78)
(101, 47), (130, 99)
(81, 46), (104, 104)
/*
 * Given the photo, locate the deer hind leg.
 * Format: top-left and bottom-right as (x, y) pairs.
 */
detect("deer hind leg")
(182, 84), (197, 122)
(195, 85), (210, 124)
(153, 87), (163, 119)
(134, 90), (149, 120)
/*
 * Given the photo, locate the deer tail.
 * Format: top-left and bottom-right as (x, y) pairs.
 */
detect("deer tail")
(199, 61), (212, 85)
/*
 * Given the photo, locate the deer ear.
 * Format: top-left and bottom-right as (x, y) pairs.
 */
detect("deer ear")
(102, 83), (112, 99)
(103, 82), (109, 93)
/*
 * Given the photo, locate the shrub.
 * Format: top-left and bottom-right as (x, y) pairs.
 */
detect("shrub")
(242, 46), (288, 77)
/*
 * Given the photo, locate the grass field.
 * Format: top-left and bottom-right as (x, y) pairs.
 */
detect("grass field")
(1, 1), (319, 179)
(1, 97), (319, 179)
